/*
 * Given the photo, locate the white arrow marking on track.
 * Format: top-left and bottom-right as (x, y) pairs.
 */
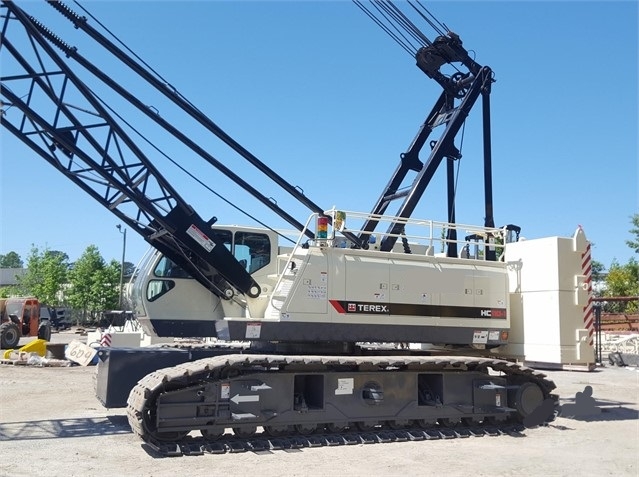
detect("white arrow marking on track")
(231, 413), (257, 420)
(230, 394), (260, 404)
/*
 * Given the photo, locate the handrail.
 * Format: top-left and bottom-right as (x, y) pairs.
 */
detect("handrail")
(268, 213), (318, 312)
(267, 209), (511, 311)
(317, 208), (509, 258)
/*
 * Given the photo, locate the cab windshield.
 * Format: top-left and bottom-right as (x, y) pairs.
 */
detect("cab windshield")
(5, 302), (24, 317)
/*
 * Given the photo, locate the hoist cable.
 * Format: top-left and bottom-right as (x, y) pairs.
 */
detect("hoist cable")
(379, 0), (431, 48)
(353, 0), (415, 56)
(409, 0), (447, 37)
(372, 0), (424, 51)
(417, 0), (450, 36)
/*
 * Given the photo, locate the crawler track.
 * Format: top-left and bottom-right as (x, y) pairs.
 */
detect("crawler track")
(127, 354), (557, 456)
(143, 422), (531, 457)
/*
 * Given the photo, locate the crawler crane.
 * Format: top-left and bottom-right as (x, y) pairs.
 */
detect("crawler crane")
(1, 1), (594, 454)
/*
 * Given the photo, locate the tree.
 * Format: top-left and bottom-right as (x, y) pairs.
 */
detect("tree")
(16, 246), (68, 305)
(92, 261), (121, 312)
(591, 260), (605, 283)
(626, 213), (639, 254)
(0, 285), (21, 298)
(123, 261), (136, 279)
(590, 259), (607, 296)
(66, 245), (119, 323)
(597, 215), (639, 312)
(603, 258), (639, 313)
(0, 251), (23, 268)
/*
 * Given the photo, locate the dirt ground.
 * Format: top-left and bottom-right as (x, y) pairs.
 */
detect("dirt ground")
(0, 331), (637, 477)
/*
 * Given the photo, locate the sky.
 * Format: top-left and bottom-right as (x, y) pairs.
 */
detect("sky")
(1, 0), (637, 270)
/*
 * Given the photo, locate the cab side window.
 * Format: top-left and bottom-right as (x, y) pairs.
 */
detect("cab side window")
(234, 232), (271, 273)
(216, 230), (233, 253)
(147, 280), (175, 301)
(153, 256), (192, 279)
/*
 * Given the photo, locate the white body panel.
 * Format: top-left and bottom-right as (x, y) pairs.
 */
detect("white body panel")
(127, 210), (595, 366)
(264, 245), (508, 330)
(132, 261), (229, 337)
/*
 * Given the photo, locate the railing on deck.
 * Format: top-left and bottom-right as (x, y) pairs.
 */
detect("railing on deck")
(313, 208), (515, 259)
(268, 209), (516, 312)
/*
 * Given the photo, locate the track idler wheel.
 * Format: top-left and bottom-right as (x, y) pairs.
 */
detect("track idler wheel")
(294, 423), (317, 435)
(137, 384), (191, 442)
(437, 417), (461, 427)
(415, 419), (437, 429)
(232, 426), (257, 438)
(510, 382), (544, 421)
(325, 422), (348, 433)
(264, 425), (292, 437)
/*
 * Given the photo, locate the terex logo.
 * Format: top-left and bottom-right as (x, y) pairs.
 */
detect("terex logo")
(357, 304), (389, 313)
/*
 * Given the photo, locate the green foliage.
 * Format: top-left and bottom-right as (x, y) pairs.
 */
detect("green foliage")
(16, 246), (68, 305)
(602, 258), (639, 313)
(599, 214), (639, 312)
(0, 285), (21, 298)
(93, 260), (121, 311)
(626, 213), (639, 254)
(0, 251), (23, 268)
(123, 261), (136, 279)
(66, 246), (120, 323)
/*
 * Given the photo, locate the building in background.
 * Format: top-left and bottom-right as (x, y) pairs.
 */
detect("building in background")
(0, 268), (26, 287)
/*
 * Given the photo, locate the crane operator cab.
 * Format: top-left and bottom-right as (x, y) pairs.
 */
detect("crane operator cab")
(129, 225), (283, 339)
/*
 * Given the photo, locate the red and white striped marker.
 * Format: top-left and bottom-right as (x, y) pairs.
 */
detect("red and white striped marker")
(100, 332), (112, 347)
(581, 242), (595, 346)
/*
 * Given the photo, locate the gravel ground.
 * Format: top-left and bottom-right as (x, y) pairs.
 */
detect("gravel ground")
(0, 331), (637, 477)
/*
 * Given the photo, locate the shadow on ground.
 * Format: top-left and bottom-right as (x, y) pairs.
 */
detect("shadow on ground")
(0, 415), (131, 441)
(558, 388), (639, 422)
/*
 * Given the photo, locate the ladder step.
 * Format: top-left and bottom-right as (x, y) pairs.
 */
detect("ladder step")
(383, 190), (409, 201)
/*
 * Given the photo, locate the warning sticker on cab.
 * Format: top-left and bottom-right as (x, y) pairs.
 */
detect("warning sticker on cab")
(186, 224), (216, 252)
(335, 378), (354, 395)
